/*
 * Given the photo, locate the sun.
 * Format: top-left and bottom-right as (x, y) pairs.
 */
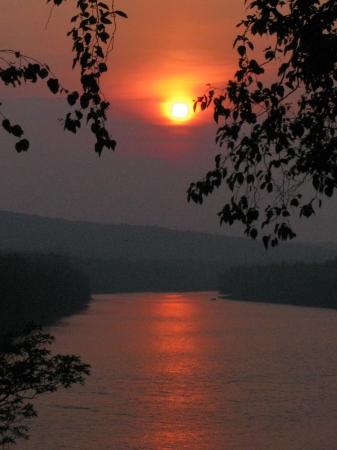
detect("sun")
(160, 90), (194, 124)
(161, 99), (193, 123)
(171, 102), (189, 119)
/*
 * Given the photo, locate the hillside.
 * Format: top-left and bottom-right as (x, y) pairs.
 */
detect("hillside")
(0, 210), (335, 264)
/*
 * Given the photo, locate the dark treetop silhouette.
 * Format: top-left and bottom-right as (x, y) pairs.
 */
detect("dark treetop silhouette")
(0, 251), (92, 447)
(189, 0), (337, 248)
(0, 326), (90, 447)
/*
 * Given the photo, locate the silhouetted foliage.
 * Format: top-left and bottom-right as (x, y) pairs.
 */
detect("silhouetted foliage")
(189, 0), (337, 247)
(0, 0), (127, 156)
(220, 259), (337, 309)
(0, 252), (91, 334)
(0, 325), (90, 447)
(0, 3), (128, 444)
(0, 252), (91, 447)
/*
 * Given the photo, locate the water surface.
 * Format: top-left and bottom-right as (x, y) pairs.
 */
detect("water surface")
(22, 292), (337, 450)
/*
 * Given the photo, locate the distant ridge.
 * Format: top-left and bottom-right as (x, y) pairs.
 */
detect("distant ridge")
(0, 210), (335, 264)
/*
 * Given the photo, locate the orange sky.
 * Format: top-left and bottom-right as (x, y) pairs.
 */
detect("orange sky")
(1, 1), (336, 242)
(0, 0), (244, 124)
(107, 0), (243, 125)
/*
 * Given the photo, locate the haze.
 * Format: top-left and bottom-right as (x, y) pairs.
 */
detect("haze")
(1, 0), (336, 243)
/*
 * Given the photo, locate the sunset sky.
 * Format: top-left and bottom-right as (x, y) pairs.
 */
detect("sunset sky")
(1, 0), (337, 243)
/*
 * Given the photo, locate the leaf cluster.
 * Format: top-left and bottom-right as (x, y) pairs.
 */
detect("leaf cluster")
(61, 0), (127, 155)
(1, 0), (127, 155)
(0, 51), (65, 152)
(189, 0), (337, 247)
(0, 326), (90, 447)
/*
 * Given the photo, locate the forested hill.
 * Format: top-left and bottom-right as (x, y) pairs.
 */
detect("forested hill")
(0, 210), (335, 265)
(220, 260), (337, 309)
(0, 252), (91, 334)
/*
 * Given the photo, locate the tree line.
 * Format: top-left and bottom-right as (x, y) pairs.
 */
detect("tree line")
(77, 257), (228, 294)
(0, 252), (91, 335)
(219, 259), (337, 309)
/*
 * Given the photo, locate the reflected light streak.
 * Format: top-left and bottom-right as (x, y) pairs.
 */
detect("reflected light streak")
(146, 294), (221, 448)
(151, 296), (199, 376)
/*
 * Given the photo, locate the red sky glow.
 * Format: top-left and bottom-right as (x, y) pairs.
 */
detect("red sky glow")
(1, 0), (337, 243)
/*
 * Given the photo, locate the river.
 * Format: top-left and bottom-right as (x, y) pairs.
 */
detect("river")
(21, 292), (337, 450)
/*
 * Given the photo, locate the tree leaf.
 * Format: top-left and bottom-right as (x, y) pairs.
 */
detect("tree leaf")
(47, 78), (59, 94)
(114, 10), (128, 18)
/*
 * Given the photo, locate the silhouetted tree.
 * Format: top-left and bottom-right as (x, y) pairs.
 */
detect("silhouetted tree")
(0, 3), (127, 445)
(0, 0), (127, 155)
(0, 326), (90, 447)
(0, 252), (92, 447)
(189, 0), (337, 248)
